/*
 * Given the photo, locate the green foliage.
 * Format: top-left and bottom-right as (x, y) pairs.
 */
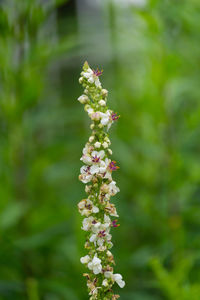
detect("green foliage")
(0, 0), (200, 299)
(151, 258), (200, 300)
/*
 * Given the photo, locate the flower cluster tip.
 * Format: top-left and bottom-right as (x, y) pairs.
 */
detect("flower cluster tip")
(78, 61), (125, 300)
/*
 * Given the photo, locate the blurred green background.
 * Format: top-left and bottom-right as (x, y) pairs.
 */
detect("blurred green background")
(1, 0), (200, 299)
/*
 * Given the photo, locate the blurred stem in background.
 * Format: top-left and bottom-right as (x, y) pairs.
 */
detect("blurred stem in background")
(0, 0), (78, 299)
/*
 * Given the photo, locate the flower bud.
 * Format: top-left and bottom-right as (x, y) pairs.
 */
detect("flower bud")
(101, 89), (108, 98)
(84, 241), (91, 249)
(80, 255), (90, 264)
(105, 137), (111, 145)
(101, 184), (109, 193)
(91, 112), (100, 121)
(108, 149), (112, 155)
(85, 185), (91, 193)
(79, 77), (84, 84)
(94, 142), (101, 148)
(78, 95), (89, 104)
(83, 61), (89, 71)
(99, 100), (106, 106)
(107, 250), (112, 257)
(102, 279), (109, 287)
(84, 104), (91, 112)
(102, 142), (108, 148)
(84, 88), (89, 95)
(89, 136), (94, 143)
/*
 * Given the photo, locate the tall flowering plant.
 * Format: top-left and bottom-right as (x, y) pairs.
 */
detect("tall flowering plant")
(78, 62), (125, 300)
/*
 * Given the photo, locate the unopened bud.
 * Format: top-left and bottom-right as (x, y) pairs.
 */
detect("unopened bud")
(91, 112), (100, 121)
(102, 142), (108, 148)
(78, 95), (89, 104)
(89, 136), (94, 143)
(108, 149), (112, 155)
(94, 142), (101, 148)
(79, 77), (83, 84)
(101, 89), (108, 98)
(99, 100), (106, 106)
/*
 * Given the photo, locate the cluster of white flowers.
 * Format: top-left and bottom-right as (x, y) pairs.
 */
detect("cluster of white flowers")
(78, 62), (125, 300)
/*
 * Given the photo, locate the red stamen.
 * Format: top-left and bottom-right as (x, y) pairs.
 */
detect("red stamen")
(93, 68), (103, 77)
(110, 112), (120, 121)
(98, 230), (106, 237)
(92, 155), (100, 163)
(108, 161), (119, 171)
(112, 220), (120, 227)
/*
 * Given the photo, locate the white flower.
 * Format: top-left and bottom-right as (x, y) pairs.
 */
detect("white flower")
(82, 68), (102, 88)
(88, 76), (94, 84)
(80, 166), (92, 183)
(104, 272), (125, 288)
(80, 255), (90, 264)
(90, 151), (106, 175)
(91, 158), (111, 178)
(88, 255), (102, 274)
(94, 77), (101, 88)
(99, 100), (106, 106)
(82, 144), (91, 155)
(92, 206), (99, 213)
(108, 181), (120, 196)
(89, 214), (112, 246)
(104, 214), (111, 227)
(113, 274), (125, 288)
(99, 158), (110, 174)
(104, 271), (113, 278)
(94, 142), (101, 148)
(90, 164), (100, 175)
(80, 144), (94, 165)
(91, 221), (101, 233)
(78, 199), (99, 216)
(100, 111), (111, 126)
(78, 200), (85, 210)
(89, 286), (101, 297)
(105, 203), (119, 217)
(97, 245), (107, 252)
(82, 68), (93, 79)
(81, 155), (92, 165)
(91, 150), (105, 160)
(82, 216), (95, 231)
(99, 110), (114, 130)
(89, 234), (104, 247)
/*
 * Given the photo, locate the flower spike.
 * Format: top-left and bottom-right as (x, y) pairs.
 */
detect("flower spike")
(78, 62), (125, 300)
